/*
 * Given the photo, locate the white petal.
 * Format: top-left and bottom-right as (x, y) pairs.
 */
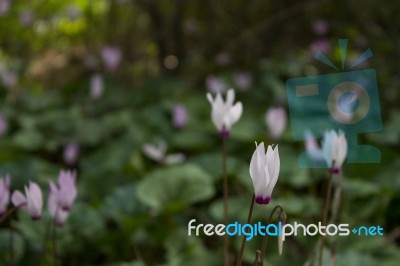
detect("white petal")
(206, 93), (214, 104)
(225, 89), (235, 107)
(142, 144), (164, 161)
(11, 190), (26, 207)
(164, 153), (186, 164)
(266, 145), (280, 197)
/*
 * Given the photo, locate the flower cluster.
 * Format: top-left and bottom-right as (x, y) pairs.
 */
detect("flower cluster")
(0, 170), (78, 226)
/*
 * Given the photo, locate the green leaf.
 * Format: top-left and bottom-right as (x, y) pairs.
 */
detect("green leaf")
(137, 164), (215, 211)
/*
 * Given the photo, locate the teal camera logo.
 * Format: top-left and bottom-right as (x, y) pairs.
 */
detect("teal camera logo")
(286, 39), (382, 168)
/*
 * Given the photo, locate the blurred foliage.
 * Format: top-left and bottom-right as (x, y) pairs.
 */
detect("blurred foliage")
(0, 0), (399, 265)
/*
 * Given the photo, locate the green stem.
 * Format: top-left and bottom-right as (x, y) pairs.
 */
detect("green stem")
(52, 212), (58, 266)
(0, 206), (18, 224)
(38, 218), (52, 266)
(260, 205), (284, 266)
(9, 220), (13, 266)
(222, 136), (229, 266)
(236, 194), (255, 266)
(319, 169), (334, 266)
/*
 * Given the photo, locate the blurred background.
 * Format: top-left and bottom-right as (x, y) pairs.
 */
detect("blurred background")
(0, 0), (399, 265)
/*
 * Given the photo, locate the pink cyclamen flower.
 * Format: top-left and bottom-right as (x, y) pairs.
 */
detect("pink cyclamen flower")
(48, 192), (69, 226)
(265, 107), (287, 139)
(206, 75), (228, 94)
(20, 10), (34, 26)
(172, 103), (187, 129)
(1, 71), (17, 89)
(0, 114), (8, 136)
(50, 170), (78, 211)
(0, 175), (10, 216)
(207, 89), (243, 137)
(233, 71), (252, 91)
(312, 19), (329, 36)
(309, 38), (331, 57)
(0, 0), (10, 16)
(90, 74), (104, 100)
(11, 182), (43, 220)
(249, 142), (280, 205)
(101, 46), (122, 71)
(63, 142), (79, 165)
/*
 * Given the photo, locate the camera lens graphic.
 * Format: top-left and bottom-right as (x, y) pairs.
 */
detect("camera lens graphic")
(327, 81), (370, 124)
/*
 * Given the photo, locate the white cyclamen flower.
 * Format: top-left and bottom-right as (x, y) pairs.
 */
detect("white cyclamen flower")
(206, 89), (243, 136)
(322, 130), (348, 173)
(142, 141), (185, 165)
(249, 142), (280, 204)
(11, 182), (43, 220)
(265, 107), (287, 139)
(0, 174), (10, 216)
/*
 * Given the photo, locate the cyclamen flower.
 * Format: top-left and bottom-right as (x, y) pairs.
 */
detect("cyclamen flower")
(11, 182), (43, 220)
(172, 103), (187, 129)
(249, 142), (280, 205)
(0, 175), (10, 216)
(0, 114), (7, 136)
(233, 71), (252, 91)
(48, 192), (69, 226)
(101, 46), (122, 71)
(90, 74), (104, 100)
(322, 130), (348, 173)
(207, 89), (243, 137)
(20, 10), (34, 26)
(142, 141), (185, 165)
(265, 107), (287, 139)
(206, 75), (228, 94)
(0, 0), (10, 16)
(304, 130), (324, 162)
(63, 142), (79, 165)
(50, 170), (78, 211)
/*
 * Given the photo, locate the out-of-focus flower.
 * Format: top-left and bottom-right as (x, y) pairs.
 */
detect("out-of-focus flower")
(265, 107), (287, 139)
(47, 170), (77, 225)
(206, 75), (228, 94)
(142, 141), (185, 164)
(172, 103), (187, 129)
(1, 71), (17, 89)
(0, 175), (10, 216)
(207, 89), (242, 136)
(249, 142), (280, 205)
(51, 170), (77, 211)
(101, 46), (122, 71)
(304, 130), (323, 162)
(20, 10), (34, 26)
(0, 0), (10, 16)
(67, 5), (80, 21)
(90, 74), (104, 100)
(63, 142), (79, 165)
(48, 193), (69, 226)
(11, 182), (43, 220)
(215, 52), (230, 66)
(233, 71), (252, 91)
(309, 39), (331, 57)
(0, 114), (8, 136)
(312, 19), (329, 36)
(322, 130), (348, 173)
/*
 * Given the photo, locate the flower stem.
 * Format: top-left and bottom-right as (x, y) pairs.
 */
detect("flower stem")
(319, 169), (334, 266)
(9, 220), (13, 265)
(52, 218), (58, 266)
(0, 206), (18, 224)
(38, 218), (52, 266)
(260, 205), (284, 266)
(222, 136), (229, 266)
(236, 194), (255, 266)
